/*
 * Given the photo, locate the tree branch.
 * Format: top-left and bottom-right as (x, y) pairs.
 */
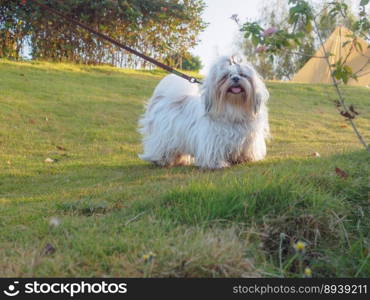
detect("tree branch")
(312, 17), (370, 153)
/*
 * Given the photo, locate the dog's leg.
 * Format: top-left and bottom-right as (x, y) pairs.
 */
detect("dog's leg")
(140, 147), (193, 167)
(196, 156), (230, 169)
(204, 160), (230, 169)
(139, 133), (169, 166)
(241, 133), (267, 162)
(173, 154), (193, 166)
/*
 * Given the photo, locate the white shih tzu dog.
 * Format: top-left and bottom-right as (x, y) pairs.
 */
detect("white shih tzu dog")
(138, 55), (270, 169)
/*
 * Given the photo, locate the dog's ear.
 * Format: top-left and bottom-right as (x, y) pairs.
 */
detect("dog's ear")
(252, 74), (269, 114)
(202, 67), (218, 114)
(203, 82), (214, 113)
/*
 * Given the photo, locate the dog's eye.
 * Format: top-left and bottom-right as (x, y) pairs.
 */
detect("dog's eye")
(240, 74), (248, 78)
(221, 74), (228, 81)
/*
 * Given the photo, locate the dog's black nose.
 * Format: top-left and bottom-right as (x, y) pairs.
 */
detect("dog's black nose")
(232, 76), (240, 83)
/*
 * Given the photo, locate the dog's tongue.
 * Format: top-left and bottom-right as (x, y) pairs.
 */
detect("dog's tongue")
(231, 87), (242, 94)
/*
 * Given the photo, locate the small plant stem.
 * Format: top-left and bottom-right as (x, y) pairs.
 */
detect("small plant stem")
(312, 17), (370, 153)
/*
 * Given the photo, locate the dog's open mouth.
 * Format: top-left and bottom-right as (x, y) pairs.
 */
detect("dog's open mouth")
(227, 85), (245, 94)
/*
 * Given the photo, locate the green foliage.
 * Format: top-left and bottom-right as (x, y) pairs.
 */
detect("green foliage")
(0, 0), (206, 66)
(240, 0), (369, 86)
(163, 52), (202, 71)
(241, 22), (264, 46)
(332, 58), (354, 84)
(327, 1), (349, 18)
(238, 0), (317, 80)
(266, 30), (303, 52)
(0, 0), (32, 59)
(288, 0), (314, 29)
(353, 0), (370, 41)
(180, 54), (202, 71)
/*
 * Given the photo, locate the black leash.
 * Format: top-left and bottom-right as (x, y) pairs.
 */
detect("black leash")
(26, 0), (202, 84)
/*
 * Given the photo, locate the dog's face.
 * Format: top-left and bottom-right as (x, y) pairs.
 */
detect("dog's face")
(203, 56), (269, 121)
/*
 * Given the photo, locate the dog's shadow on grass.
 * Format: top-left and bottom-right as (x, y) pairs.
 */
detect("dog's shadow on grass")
(0, 161), (202, 202)
(2, 150), (366, 204)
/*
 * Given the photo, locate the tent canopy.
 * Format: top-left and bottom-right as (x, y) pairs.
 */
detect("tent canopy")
(292, 26), (370, 87)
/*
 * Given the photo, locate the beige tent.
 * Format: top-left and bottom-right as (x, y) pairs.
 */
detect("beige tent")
(292, 26), (370, 87)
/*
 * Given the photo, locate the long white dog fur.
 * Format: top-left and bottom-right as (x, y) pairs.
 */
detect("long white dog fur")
(138, 55), (270, 169)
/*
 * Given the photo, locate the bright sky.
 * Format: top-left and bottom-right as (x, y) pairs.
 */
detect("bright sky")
(192, 0), (361, 74)
(191, 0), (261, 74)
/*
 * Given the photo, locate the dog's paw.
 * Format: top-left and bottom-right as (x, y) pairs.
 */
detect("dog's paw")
(200, 161), (230, 170)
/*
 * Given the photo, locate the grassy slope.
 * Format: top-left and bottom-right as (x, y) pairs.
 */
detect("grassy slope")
(0, 59), (369, 277)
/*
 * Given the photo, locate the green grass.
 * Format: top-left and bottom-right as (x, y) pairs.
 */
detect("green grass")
(0, 59), (369, 277)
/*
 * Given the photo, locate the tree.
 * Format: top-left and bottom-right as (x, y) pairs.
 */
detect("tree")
(180, 54), (202, 71)
(0, 0), (32, 59)
(240, 0), (300, 80)
(0, 0), (206, 67)
(181, 55), (202, 71)
(237, 0), (359, 80)
(163, 52), (202, 71)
